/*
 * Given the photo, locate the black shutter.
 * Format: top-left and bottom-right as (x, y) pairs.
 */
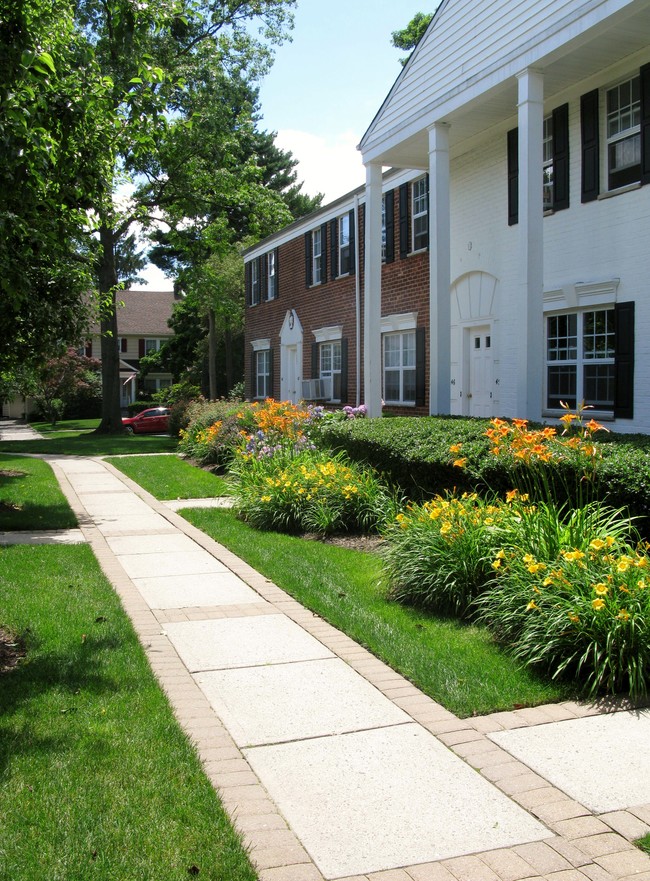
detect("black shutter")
(305, 232), (312, 287)
(259, 254), (267, 301)
(139, 338), (145, 358)
(268, 347), (274, 399)
(311, 342), (319, 379)
(250, 349), (256, 399)
(399, 183), (409, 258)
(581, 89), (600, 203)
(320, 222), (328, 284)
(330, 218), (338, 279)
(614, 301), (634, 419)
(348, 209), (356, 275)
(415, 326), (426, 408)
(340, 337), (349, 404)
(641, 63), (650, 186)
(274, 248), (280, 298)
(245, 261), (252, 306)
(507, 128), (519, 226)
(552, 103), (570, 211)
(385, 189), (395, 263)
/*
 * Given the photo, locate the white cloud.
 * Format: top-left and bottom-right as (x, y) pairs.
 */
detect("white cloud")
(274, 129), (365, 204)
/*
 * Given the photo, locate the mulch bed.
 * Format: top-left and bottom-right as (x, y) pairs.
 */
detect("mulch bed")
(301, 533), (384, 553)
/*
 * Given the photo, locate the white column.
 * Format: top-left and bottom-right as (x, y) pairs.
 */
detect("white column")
(363, 162), (383, 418)
(428, 123), (451, 415)
(516, 68), (544, 420)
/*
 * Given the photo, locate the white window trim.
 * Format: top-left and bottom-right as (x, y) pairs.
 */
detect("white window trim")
(267, 251), (277, 301)
(312, 228), (322, 286)
(250, 259), (260, 305)
(381, 312), (417, 334)
(144, 338), (164, 354)
(319, 340), (342, 404)
(251, 338), (271, 352)
(382, 330), (417, 407)
(543, 280), (619, 312)
(602, 72), (641, 193)
(254, 348), (271, 400)
(338, 214), (350, 277)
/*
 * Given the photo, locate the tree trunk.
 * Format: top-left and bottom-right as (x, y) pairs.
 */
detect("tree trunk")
(224, 315), (233, 394)
(95, 225), (124, 433)
(208, 307), (217, 399)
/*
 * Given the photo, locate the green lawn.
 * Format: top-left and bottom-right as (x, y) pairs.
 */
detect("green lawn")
(0, 454), (77, 530)
(108, 454), (231, 499)
(638, 835), (650, 857)
(0, 432), (177, 456)
(180, 507), (571, 717)
(0, 543), (257, 881)
(31, 418), (100, 434)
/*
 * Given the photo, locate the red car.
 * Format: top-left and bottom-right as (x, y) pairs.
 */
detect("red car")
(122, 407), (170, 434)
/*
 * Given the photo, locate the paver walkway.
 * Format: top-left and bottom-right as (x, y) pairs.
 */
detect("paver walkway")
(18, 454), (650, 880)
(0, 419), (43, 441)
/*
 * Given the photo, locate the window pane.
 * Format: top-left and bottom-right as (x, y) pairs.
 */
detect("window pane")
(547, 315), (577, 361)
(547, 365), (576, 409)
(320, 344), (332, 373)
(584, 365), (615, 408)
(583, 310), (615, 360)
(384, 335), (400, 368)
(384, 370), (400, 401)
(402, 369), (416, 403)
(402, 332), (416, 367)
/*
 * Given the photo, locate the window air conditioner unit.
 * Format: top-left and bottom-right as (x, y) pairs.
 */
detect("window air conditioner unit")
(301, 379), (328, 401)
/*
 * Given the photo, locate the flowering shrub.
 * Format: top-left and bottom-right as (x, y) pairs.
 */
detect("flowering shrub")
(478, 536), (650, 698)
(232, 448), (399, 535)
(178, 400), (256, 468)
(381, 491), (528, 616)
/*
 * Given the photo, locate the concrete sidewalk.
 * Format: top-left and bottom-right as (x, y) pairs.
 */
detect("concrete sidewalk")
(40, 454), (650, 881)
(0, 419), (43, 441)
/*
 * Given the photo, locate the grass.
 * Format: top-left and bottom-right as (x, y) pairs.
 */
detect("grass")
(0, 544), (257, 881)
(108, 454), (231, 500)
(0, 454), (77, 530)
(31, 418), (100, 434)
(0, 432), (177, 456)
(180, 507), (571, 717)
(638, 835), (650, 856)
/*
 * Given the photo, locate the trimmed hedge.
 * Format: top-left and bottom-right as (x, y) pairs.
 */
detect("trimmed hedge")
(319, 416), (650, 532)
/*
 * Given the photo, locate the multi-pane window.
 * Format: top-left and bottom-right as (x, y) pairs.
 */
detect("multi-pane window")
(319, 341), (341, 402)
(606, 76), (641, 190)
(250, 259), (260, 305)
(312, 228), (323, 285)
(338, 214), (351, 276)
(381, 196), (387, 262)
(411, 178), (428, 251)
(543, 115), (554, 210)
(546, 309), (615, 410)
(267, 251), (277, 300)
(383, 331), (416, 405)
(144, 338), (163, 355)
(255, 349), (271, 399)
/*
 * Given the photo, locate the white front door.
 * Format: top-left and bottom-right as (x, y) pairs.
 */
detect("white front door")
(284, 345), (299, 403)
(468, 326), (493, 417)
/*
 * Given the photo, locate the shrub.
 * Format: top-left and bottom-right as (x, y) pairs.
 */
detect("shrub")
(478, 535), (650, 699)
(231, 448), (399, 535)
(127, 400), (154, 417)
(178, 399), (255, 468)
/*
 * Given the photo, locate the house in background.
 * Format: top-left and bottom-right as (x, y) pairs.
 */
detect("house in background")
(88, 289), (178, 409)
(244, 0), (650, 432)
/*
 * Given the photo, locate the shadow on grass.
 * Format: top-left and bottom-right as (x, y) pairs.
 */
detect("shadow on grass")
(0, 631), (126, 775)
(0, 500), (77, 531)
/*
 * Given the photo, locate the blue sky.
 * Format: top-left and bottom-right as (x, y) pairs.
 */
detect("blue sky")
(142, 2), (432, 287)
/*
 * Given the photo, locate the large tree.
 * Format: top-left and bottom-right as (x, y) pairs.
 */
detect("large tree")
(391, 11), (434, 66)
(69, 0), (296, 432)
(0, 0), (112, 370)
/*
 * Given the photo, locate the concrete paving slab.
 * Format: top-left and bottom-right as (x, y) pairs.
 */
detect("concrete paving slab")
(53, 458), (107, 473)
(490, 708), (650, 813)
(106, 533), (204, 555)
(93, 514), (175, 534)
(118, 550), (229, 579)
(243, 724), (549, 879)
(196, 658), (411, 747)
(76, 493), (156, 515)
(133, 572), (262, 608)
(164, 616), (334, 672)
(67, 474), (131, 492)
(164, 497), (235, 510)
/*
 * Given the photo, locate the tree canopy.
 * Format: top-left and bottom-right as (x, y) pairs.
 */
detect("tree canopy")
(391, 11), (434, 66)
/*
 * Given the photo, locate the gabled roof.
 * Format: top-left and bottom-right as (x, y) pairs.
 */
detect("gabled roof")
(90, 290), (178, 336)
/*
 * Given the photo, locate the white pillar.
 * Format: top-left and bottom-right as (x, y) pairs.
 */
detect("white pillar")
(363, 162), (383, 417)
(516, 68), (544, 420)
(428, 123), (451, 415)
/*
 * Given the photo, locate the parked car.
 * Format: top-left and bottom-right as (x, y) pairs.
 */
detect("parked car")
(122, 407), (170, 434)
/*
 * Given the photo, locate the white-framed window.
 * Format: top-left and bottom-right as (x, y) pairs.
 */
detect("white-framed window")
(606, 75), (641, 190)
(250, 259), (260, 305)
(546, 309), (615, 411)
(144, 338), (163, 355)
(255, 349), (271, 399)
(142, 376), (171, 393)
(381, 195), (387, 262)
(312, 228), (322, 285)
(411, 177), (428, 252)
(266, 251), (277, 301)
(543, 115), (554, 210)
(338, 214), (351, 276)
(383, 331), (416, 405)
(319, 340), (342, 402)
